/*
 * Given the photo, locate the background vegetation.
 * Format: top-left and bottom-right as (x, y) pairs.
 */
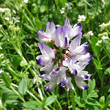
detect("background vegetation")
(0, 0), (110, 110)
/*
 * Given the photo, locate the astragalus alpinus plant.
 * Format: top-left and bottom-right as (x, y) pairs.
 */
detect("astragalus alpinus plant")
(36, 18), (92, 110)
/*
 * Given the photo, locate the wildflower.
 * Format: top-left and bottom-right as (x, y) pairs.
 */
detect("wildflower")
(55, 26), (68, 49)
(99, 23), (106, 30)
(37, 22), (56, 42)
(69, 32), (88, 55)
(60, 7), (65, 14)
(24, 0), (28, 3)
(102, 36), (109, 40)
(4, 17), (10, 20)
(96, 40), (102, 46)
(0, 8), (10, 13)
(65, 3), (73, 9)
(99, 21), (110, 30)
(36, 43), (55, 66)
(37, 18), (92, 92)
(64, 18), (82, 39)
(13, 10), (16, 14)
(87, 31), (94, 36)
(78, 15), (86, 22)
(0, 70), (3, 74)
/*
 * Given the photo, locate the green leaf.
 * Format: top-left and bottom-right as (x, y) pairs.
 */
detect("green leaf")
(45, 95), (57, 106)
(82, 90), (87, 99)
(88, 79), (95, 93)
(104, 67), (110, 75)
(78, 1), (86, 7)
(91, 37), (101, 58)
(85, 105), (99, 110)
(103, 39), (110, 56)
(34, 17), (42, 29)
(2, 73), (11, 88)
(24, 23), (36, 33)
(86, 98), (99, 106)
(99, 96), (105, 105)
(18, 78), (28, 95)
(106, 95), (110, 105)
(24, 101), (42, 109)
(2, 92), (9, 106)
(11, 55), (21, 69)
(1, 88), (18, 106)
(92, 57), (102, 70)
(75, 96), (84, 107)
(87, 90), (98, 98)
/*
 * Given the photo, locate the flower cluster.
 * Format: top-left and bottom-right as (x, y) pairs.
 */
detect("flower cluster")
(36, 18), (92, 92)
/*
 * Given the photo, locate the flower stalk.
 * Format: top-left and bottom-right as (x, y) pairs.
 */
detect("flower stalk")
(71, 90), (76, 110)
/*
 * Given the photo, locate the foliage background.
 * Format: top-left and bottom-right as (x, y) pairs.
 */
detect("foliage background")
(0, 0), (110, 110)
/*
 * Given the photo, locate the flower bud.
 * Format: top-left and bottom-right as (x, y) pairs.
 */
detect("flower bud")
(67, 52), (73, 57)
(53, 49), (57, 54)
(58, 61), (62, 66)
(62, 54), (68, 60)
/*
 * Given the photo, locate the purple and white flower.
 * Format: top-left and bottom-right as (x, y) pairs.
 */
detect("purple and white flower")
(63, 55), (81, 75)
(44, 66), (69, 92)
(36, 43), (55, 66)
(76, 53), (92, 62)
(55, 26), (68, 49)
(64, 18), (82, 39)
(69, 32), (88, 55)
(37, 22), (56, 42)
(37, 18), (92, 92)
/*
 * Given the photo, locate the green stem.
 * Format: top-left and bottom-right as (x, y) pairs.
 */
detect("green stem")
(71, 90), (76, 110)
(11, 86), (25, 103)
(67, 91), (70, 110)
(11, 83), (50, 110)
(52, 92), (62, 110)
(6, 66), (20, 80)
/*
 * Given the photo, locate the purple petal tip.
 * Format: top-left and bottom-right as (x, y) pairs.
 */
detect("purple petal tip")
(45, 87), (51, 92)
(84, 46), (88, 54)
(61, 81), (67, 87)
(38, 58), (44, 66)
(73, 69), (77, 75)
(84, 75), (89, 79)
(41, 71), (46, 74)
(77, 23), (82, 30)
(84, 85), (89, 90)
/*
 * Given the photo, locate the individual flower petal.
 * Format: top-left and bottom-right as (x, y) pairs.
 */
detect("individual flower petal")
(63, 56), (82, 74)
(71, 45), (88, 55)
(40, 62), (54, 74)
(37, 56), (50, 66)
(64, 18), (71, 29)
(65, 77), (74, 91)
(69, 23), (82, 39)
(76, 71), (92, 80)
(69, 32), (82, 50)
(64, 18), (82, 39)
(69, 32), (88, 55)
(76, 53), (92, 62)
(75, 76), (89, 90)
(36, 43), (55, 66)
(37, 30), (50, 42)
(46, 22), (56, 38)
(37, 22), (56, 42)
(55, 26), (69, 49)
(37, 43), (55, 59)
(45, 81), (57, 92)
